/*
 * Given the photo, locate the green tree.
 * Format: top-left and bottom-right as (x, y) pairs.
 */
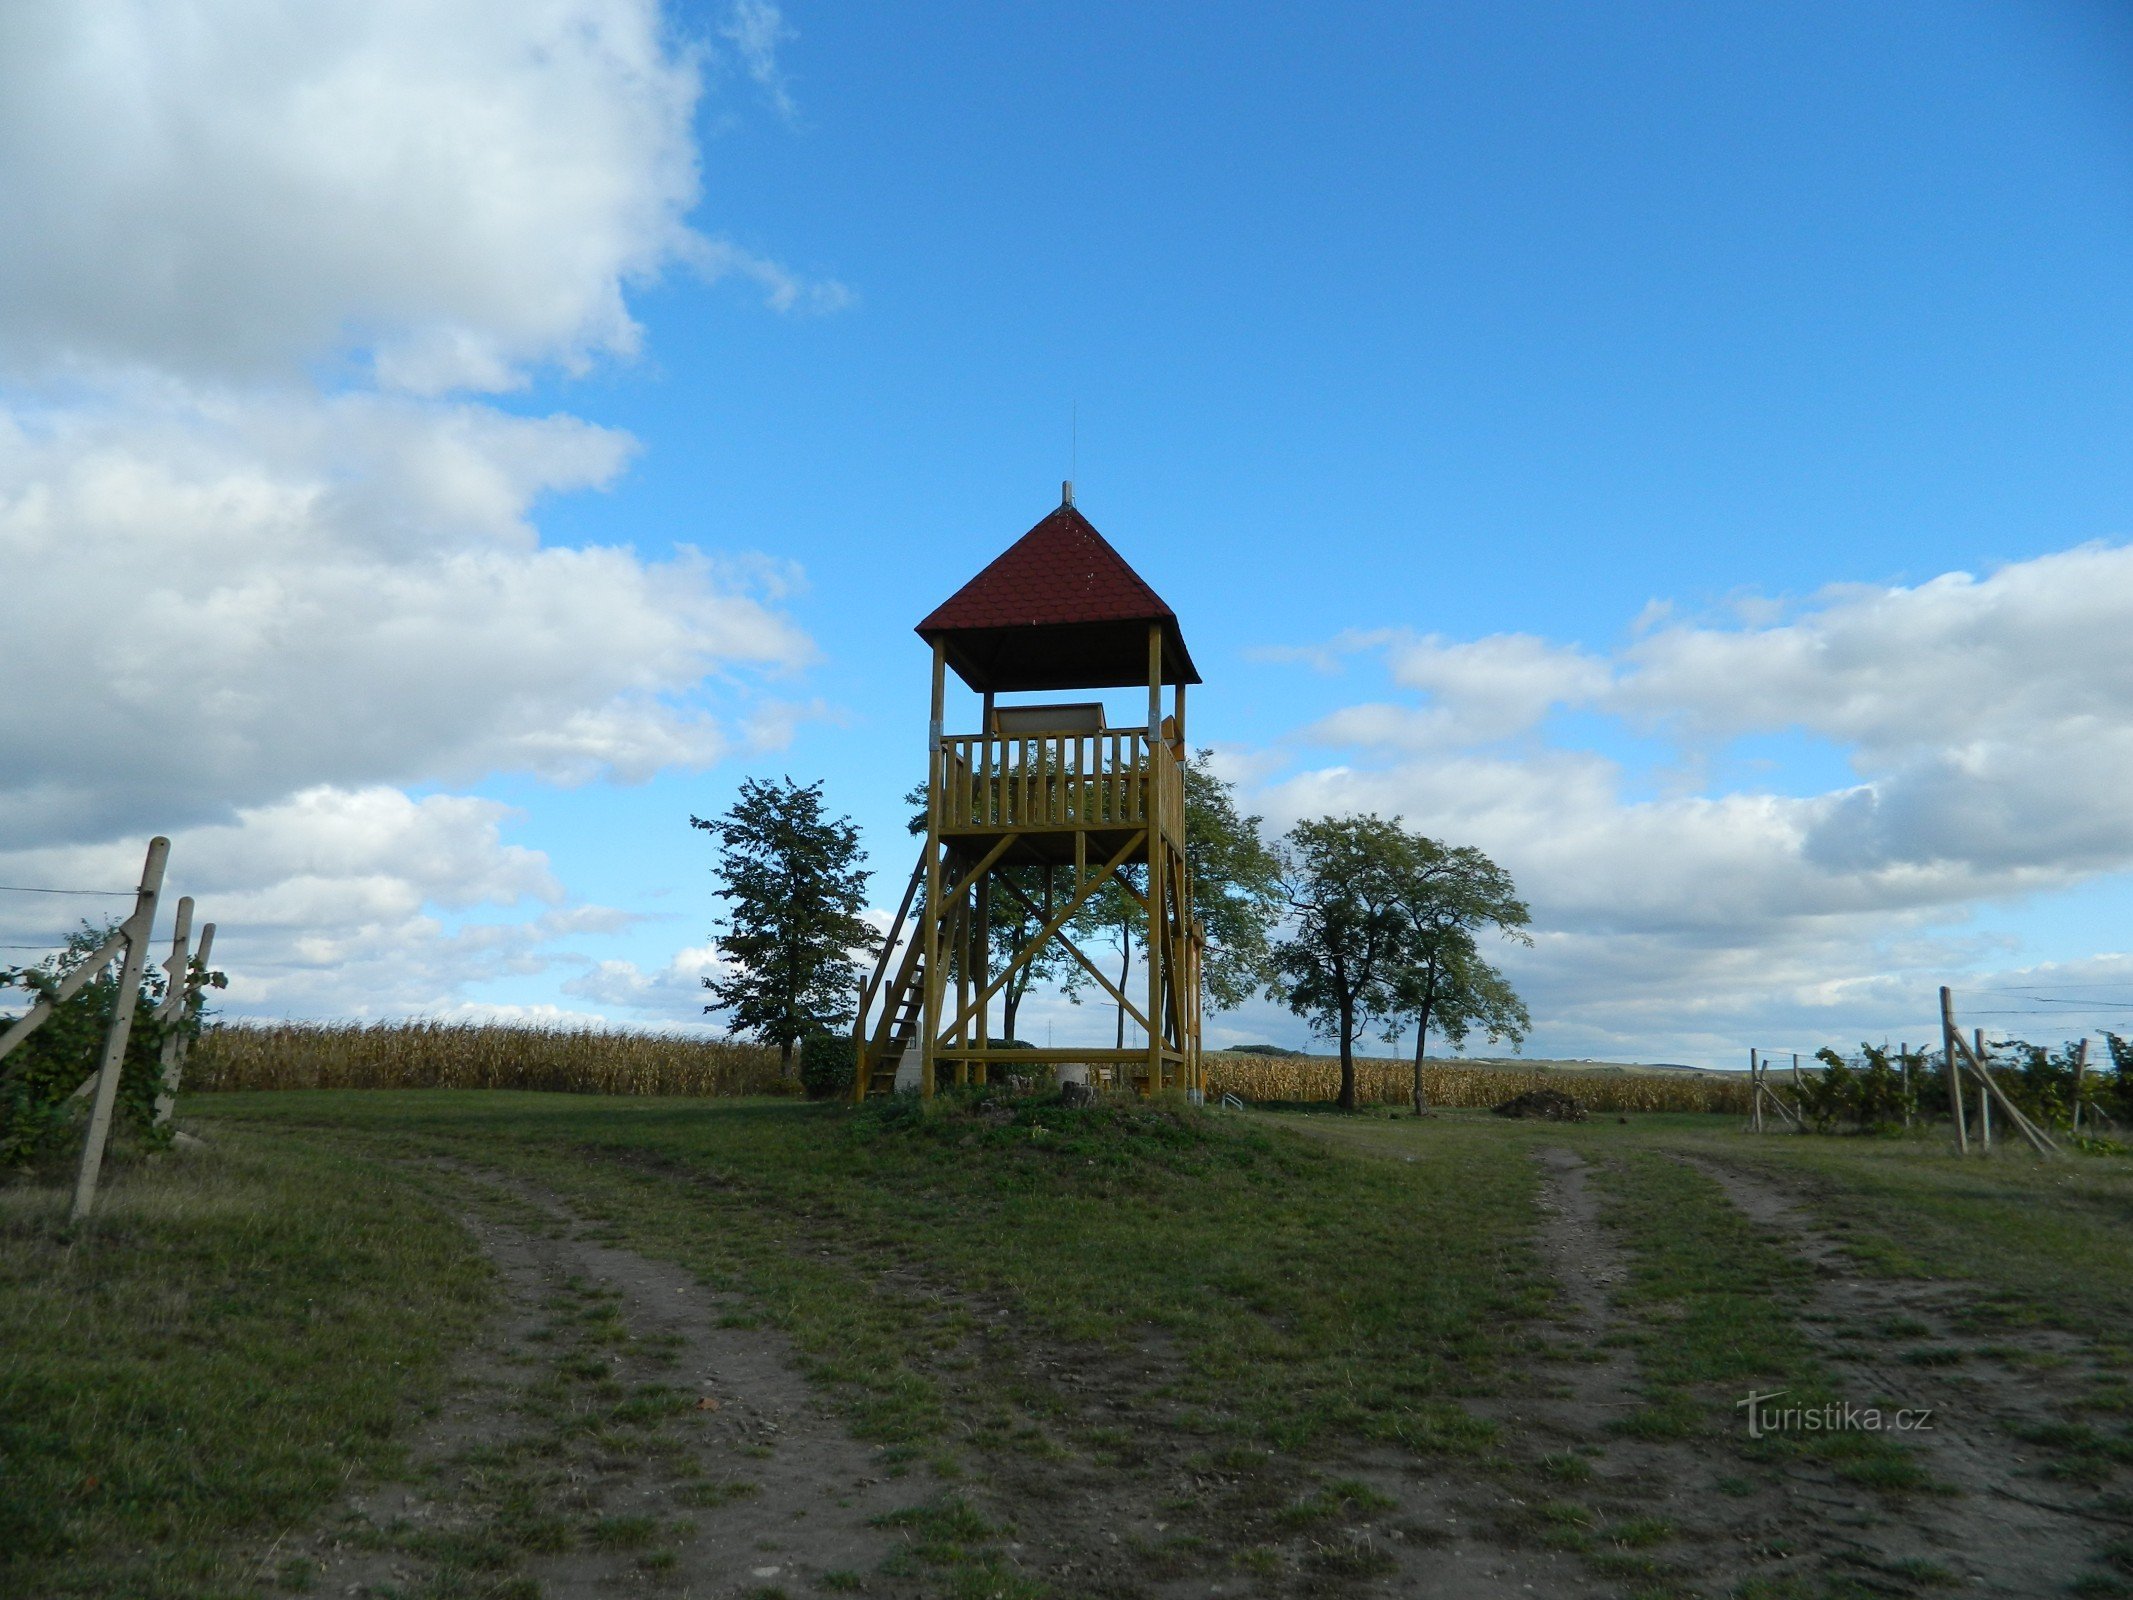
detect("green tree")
(693, 777), (880, 1075)
(1181, 753), (1284, 1012)
(1271, 814), (1414, 1111)
(1381, 839), (1532, 1114)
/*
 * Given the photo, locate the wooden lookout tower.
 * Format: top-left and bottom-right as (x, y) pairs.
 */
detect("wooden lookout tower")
(852, 488), (1205, 1099)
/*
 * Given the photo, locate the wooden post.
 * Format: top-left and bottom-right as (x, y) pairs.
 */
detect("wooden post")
(72, 837), (169, 1222)
(921, 639), (946, 1097)
(1146, 623), (1164, 1094)
(158, 922), (212, 1120)
(151, 897), (193, 1125)
(2073, 1038), (2090, 1134)
(1751, 1048), (1763, 1133)
(1975, 1027), (1992, 1152)
(1940, 987), (1968, 1154)
(974, 873), (992, 1060)
(1900, 1041), (1912, 1128)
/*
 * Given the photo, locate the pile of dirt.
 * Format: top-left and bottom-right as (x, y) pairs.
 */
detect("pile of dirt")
(1490, 1089), (1588, 1122)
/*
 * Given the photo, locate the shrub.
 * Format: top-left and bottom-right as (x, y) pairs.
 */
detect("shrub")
(800, 1032), (857, 1100)
(0, 921), (218, 1170)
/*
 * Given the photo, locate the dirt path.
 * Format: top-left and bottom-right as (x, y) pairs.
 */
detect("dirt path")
(1681, 1151), (2123, 1594)
(269, 1166), (906, 1599)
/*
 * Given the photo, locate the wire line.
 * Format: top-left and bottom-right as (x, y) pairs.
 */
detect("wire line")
(0, 884), (132, 897)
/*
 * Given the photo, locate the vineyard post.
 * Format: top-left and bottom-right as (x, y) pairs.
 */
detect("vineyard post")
(1974, 1028), (1992, 1153)
(1750, 1048), (1762, 1133)
(2072, 1038), (2089, 1135)
(1900, 1042), (1911, 1127)
(72, 836), (169, 1223)
(154, 918), (213, 1126)
(1940, 987), (1969, 1154)
(1944, 1009), (2059, 1158)
(149, 898), (192, 1122)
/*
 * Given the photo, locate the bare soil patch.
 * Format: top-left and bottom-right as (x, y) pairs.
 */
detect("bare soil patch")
(1682, 1151), (2127, 1593)
(266, 1165), (905, 1598)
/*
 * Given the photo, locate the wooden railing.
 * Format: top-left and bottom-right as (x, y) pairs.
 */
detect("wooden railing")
(935, 731), (1183, 840)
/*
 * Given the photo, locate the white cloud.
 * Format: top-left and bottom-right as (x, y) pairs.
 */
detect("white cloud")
(719, 0), (799, 121)
(0, 786), (624, 1016)
(0, 0), (844, 1023)
(0, 391), (813, 847)
(1258, 544), (2133, 1063)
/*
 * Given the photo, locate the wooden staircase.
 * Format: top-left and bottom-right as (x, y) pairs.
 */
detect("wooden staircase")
(853, 850), (928, 1099)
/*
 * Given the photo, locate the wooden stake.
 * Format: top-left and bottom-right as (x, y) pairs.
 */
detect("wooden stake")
(2073, 1038), (2089, 1135)
(1940, 987), (1969, 1154)
(151, 897), (193, 1125)
(1975, 1027), (1992, 1151)
(72, 837), (168, 1222)
(1751, 1048), (1763, 1133)
(159, 922), (212, 1119)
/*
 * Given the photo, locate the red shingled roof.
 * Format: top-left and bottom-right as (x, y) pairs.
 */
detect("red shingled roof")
(917, 503), (1200, 692)
(919, 505), (1172, 632)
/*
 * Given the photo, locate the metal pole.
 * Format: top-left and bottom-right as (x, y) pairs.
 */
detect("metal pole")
(72, 837), (169, 1222)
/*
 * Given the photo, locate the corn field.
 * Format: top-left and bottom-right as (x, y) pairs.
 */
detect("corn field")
(189, 1021), (784, 1097)
(1203, 1054), (1754, 1115)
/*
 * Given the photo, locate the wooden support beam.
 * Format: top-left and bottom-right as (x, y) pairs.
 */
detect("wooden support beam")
(934, 832), (1146, 1048)
(73, 836), (169, 1222)
(922, 639), (947, 1097)
(992, 874), (1151, 1034)
(1948, 1018), (2058, 1157)
(0, 927), (130, 1072)
(1940, 987), (1969, 1154)
(156, 922), (212, 1123)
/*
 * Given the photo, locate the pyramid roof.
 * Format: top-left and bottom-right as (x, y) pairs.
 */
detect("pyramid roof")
(916, 501), (1199, 693)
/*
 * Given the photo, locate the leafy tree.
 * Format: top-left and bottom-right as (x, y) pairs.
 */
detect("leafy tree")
(693, 778), (880, 1075)
(1180, 753), (1284, 1012)
(1271, 814), (1415, 1111)
(1380, 839), (1531, 1114)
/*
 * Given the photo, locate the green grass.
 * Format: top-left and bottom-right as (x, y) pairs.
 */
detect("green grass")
(17, 1087), (2133, 1593)
(0, 1135), (491, 1599)
(195, 1088), (1555, 1461)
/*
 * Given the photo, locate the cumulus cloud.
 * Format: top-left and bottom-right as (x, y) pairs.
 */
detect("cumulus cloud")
(0, 0), (843, 393)
(0, 787), (635, 1016)
(0, 0), (844, 1020)
(0, 391), (812, 847)
(1263, 545), (2133, 1062)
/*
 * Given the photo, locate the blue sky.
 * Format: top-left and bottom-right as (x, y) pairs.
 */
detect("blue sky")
(6, 1), (2133, 1063)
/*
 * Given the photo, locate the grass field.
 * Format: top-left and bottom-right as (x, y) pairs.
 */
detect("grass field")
(7, 1090), (2132, 1598)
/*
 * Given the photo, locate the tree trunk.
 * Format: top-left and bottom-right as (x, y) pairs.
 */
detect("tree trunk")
(778, 1037), (794, 1078)
(1003, 976), (1022, 1047)
(1411, 1011), (1431, 1115)
(1337, 997), (1358, 1112)
(1114, 925), (1132, 1050)
(1411, 957), (1438, 1116)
